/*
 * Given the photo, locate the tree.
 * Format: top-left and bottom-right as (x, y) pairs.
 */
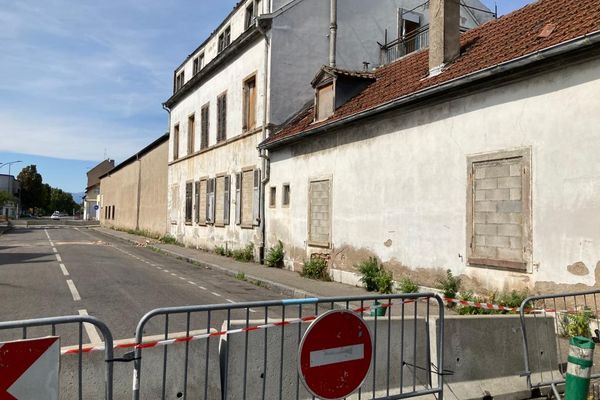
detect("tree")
(48, 188), (78, 214)
(0, 191), (15, 206)
(17, 165), (44, 212)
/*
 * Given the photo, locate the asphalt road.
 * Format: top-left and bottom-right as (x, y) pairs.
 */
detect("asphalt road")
(0, 226), (286, 345)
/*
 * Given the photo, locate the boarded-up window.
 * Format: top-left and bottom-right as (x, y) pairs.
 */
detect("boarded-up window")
(217, 93), (227, 142)
(201, 104), (209, 150)
(316, 83), (334, 121)
(173, 124), (180, 160)
(198, 179), (207, 225)
(187, 114), (195, 155)
(215, 176), (225, 225)
(206, 178), (215, 224)
(467, 150), (531, 270)
(241, 170), (254, 227)
(243, 76), (257, 131)
(308, 179), (331, 246)
(185, 182), (193, 224)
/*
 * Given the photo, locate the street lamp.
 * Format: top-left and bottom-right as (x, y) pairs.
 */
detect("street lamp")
(0, 161), (22, 217)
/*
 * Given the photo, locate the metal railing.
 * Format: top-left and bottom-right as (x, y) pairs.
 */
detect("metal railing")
(0, 315), (114, 400)
(380, 27), (429, 65)
(520, 290), (600, 398)
(132, 293), (445, 400)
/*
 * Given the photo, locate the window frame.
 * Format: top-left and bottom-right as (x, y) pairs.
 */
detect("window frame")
(269, 186), (276, 208)
(185, 181), (193, 225)
(173, 124), (180, 161)
(218, 26), (231, 53)
(466, 148), (531, 271)
(282, 183), (290, 207)
(242, 73), (258, 132)
(217, 92), (227, 143)
(307, 177), (332, 248)
(187, 113), (195, 155)
(200, 103), (210, 150)
(315, 81), (335, 122)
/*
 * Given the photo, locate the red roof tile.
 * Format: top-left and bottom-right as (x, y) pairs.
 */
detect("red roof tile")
(264, 0), (600, 147)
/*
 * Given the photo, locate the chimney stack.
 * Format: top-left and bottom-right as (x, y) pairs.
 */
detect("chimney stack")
(329, 0), (337, 68)
(428, 0), (460, 75)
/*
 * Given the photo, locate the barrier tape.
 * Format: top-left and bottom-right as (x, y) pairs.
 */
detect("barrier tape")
(442, 297), (519, 313)
(61, 301), (398, 355)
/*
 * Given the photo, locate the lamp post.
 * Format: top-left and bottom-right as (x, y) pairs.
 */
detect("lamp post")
(0, 161), (22, 217)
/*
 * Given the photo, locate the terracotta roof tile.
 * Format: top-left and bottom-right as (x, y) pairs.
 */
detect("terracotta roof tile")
(265, 0), (600, 146)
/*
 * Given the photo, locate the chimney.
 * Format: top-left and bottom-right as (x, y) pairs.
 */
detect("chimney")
(428, 0), (460, 75)
(329, 0), (337, 68)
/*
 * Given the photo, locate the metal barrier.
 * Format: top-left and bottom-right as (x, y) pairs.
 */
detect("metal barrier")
(0, 314), (114, 399)
(520, 290), (600, 398)
(132, 293), (445, 400)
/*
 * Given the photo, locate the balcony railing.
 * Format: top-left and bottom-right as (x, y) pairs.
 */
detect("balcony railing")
(379, 26), (429, 65)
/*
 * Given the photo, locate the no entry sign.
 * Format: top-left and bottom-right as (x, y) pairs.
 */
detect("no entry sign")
(298, 310), (372, 399)
(0, 336), (60, 400)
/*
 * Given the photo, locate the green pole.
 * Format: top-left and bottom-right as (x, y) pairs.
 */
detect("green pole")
(565, 336), (595, 400)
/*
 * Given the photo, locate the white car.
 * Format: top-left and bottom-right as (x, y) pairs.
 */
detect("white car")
(50, 211), (61, 220)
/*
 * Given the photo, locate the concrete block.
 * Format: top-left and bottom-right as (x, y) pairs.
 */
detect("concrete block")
(60, 330), (221, 400)
(497, 247), (523, 261)
(510, 236), (522, 249)
(510, 188), (522, 200)
(498, 177), (522, 189)
(475, 201), (497, 213)
(487, 212), (522, 225)
(497, 224), (522, 237)
(485, 235), (510, 248)
(474, 212), (487, 224)
(474, 246), (496, 258)
(510, 164), (522, 177)
(221, 317), (431, 400)
(475, 223), (497, 236)
(482, 165), (510, 179)
(475, 178), (497, 190)
(497, 200), (522, 213)
(485, 189), (510, 201)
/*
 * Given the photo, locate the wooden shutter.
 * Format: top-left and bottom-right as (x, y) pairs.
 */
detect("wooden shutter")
(194, 181), (200, 223)
(185, 182), (193, 223)
(224, 175), (231, 225)
(253, 169), (260, 225)
(235, 173), (241, 225)
(208, 179), (215, 223)
(221, 95), (227, 141)
(248, 79), (256, 129)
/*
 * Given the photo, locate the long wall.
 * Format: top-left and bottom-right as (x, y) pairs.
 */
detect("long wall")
(100, 140), (168, 236)
(266, 57), (600, 293)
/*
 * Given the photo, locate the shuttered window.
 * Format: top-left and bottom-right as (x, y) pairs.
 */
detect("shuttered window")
(173, 124), (180, 160)
(194, 181), (200, 224)
(217, 94), (227, 142)
(243, 76), (257, 131)
(198, 179), (207, 225)
(241, 170), (254, 227)
(224, 175), (231, 225)
(185, 182), (193, 224)
(206, 178), (215, 224)
(253, 169), (260, 225)
(215, 176), (225, 225)
(200, 104), (209, 150)
(235, 173), (242, 225)
(187, 114), (195, 155)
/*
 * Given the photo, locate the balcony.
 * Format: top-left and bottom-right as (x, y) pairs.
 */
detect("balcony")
(379, 26), (429, 66)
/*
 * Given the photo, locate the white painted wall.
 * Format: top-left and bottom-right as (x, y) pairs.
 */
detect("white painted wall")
(266, 57), (600, 291)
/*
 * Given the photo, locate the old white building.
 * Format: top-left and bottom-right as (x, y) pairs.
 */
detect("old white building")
(165, 0), (491, 260)
(261, 0), (600, 292)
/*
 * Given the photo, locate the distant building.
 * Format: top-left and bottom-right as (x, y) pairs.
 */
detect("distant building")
(165, 0), (492, 261)
(99, 134), (169, 236)
(0, 174), (20, 218)
(261, 0), (600, 292)
(83, 159), (114, 221)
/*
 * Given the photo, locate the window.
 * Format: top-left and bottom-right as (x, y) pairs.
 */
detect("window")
(194, 181), (201, 224)
(245, 3), (255, 29)
(175, 70), (185, 92)
(217, 93), (227, 142)
(185, 182), (193, 224)
(218, 26), (231, 53)
(243, 76), (257, 131)
(308, 179), (331, 247)
(282, 184), (290, 207)
(192, 53), (205, 75)
(193, 57), (199, 75)
(269, 186), (276, 207)
(200, 104), (209, 149)
(467, 149), (531, 271)
(173, 124), (180, 160)
(224, 175), (231, 225)
(315, 83), (334, 121)
(187, 114), (195, 155)
(215, 175), (224, 225)
(197, 179), (207, 225)
(206, 178), (215, 224)
(240, 168), (260, 227)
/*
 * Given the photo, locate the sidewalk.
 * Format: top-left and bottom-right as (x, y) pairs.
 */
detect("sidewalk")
(94, 227), (367, 300)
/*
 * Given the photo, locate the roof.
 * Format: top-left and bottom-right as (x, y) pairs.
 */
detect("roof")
(263, 0), (600, 148)
(311, 65), (375, 87)
(98, 133), (170, 180)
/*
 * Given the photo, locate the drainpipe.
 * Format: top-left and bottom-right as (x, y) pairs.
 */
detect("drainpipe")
(256, 18), (271, 264)
(329, 0), (337, 67)
(162, 103), (172, 234)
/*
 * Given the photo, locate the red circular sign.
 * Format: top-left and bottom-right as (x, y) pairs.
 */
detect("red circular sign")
(298, 310), (373, 400)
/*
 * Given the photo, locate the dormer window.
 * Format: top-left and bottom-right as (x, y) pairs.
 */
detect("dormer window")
(192, 53), (204, 75)
(218, 26), (231, 53)
(245, 3), (255, 29)
(175, 70), (185, 92)
(315, 83), (334, 122)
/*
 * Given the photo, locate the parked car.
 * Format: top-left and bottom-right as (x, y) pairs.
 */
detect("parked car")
(50, 211), (61, 220)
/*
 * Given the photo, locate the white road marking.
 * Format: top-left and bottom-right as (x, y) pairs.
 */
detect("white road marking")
(66, 280), (81, 301)
(78, 310), (102, 344)
(163, 269), (169, 273)
(171, 273), (177, 276)
(250, 309), (257, 313)
(187, 281), (196, 285)
(49, 241), (54, 247)
(52, 247), (58, 253)
(198, 286), (206, 290)
(56, 254), (62, 262)
(44, 229), (51, 240)
(225, 299), (235, 303)
(178, 277), (185, 280)
(211, 292), (222, 297)
(59, 263), (69, 276)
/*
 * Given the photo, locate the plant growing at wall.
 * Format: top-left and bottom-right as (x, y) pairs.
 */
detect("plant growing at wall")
(265, 240), (284, 268)
(357, 257), (383, 292)
(160, 234), (178, 245)
(398, 277), (419, 294)
(436, 269), (461, 304)
(301, 258), (331, 281)
(232, 244), (254, 262)
(376, 269), (394, 294)
(560, 308), (594, 338)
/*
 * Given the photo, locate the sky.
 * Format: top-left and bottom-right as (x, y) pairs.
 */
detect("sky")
(0, 0), (534, 193)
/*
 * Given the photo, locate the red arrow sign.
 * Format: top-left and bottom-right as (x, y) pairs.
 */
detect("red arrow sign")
(0, 337), (59, 400)
(299, 310), (372, 400)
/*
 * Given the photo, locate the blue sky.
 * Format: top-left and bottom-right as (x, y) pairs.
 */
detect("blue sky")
(0, 0), (534, 193)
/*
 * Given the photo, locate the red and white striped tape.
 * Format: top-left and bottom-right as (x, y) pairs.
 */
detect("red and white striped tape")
(442, 297), (519, 313)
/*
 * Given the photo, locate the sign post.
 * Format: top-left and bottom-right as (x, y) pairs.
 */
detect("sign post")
(0, 337), (60, 400)
(298, 310), (373, 400)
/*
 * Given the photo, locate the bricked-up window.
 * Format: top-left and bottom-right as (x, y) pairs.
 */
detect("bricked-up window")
(173, 124), (180, 160)
(308, 179), (331, 247)
(282, 184), (290, 207)
(217, 93), (227, 142)
(241, 169), (254, 227)
(215, 175), (225, 226)
(185, 182), (193, 224)
(218, 26), (231, 53)
(200, 104), (209, 150)
(243, 76), (257, 131)
(187, 114), (195, 155)
(315, 83), (334, 122)
(467, 149), (531, 270)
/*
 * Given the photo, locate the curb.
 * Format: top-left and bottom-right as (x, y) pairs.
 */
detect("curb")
(93, 228), (322, 300)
